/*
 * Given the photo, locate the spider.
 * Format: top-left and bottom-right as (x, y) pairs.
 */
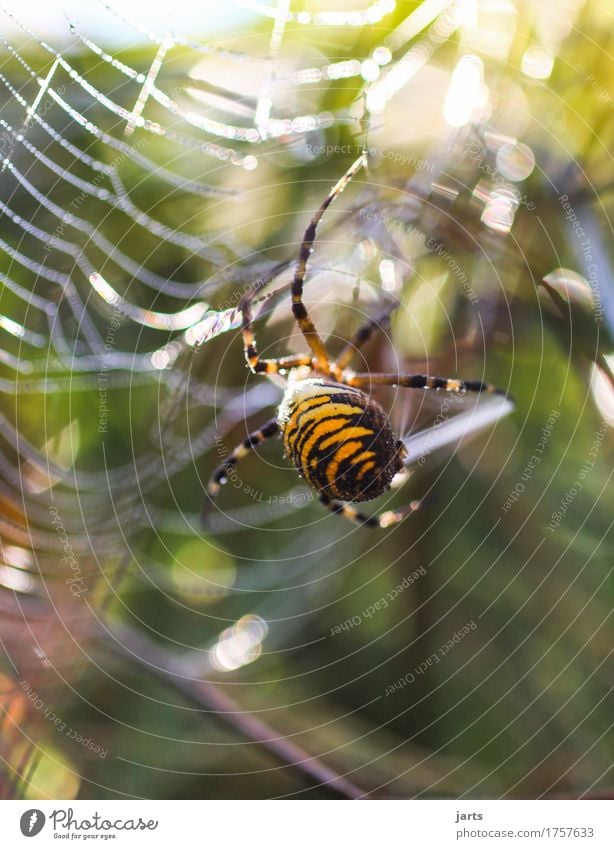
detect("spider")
(206, 153), (507, 528)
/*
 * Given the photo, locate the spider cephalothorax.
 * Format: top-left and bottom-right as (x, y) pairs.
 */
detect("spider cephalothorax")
(206, 153), (507, 528)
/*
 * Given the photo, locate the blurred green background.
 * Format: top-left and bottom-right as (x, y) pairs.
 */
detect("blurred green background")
(0, 0), (612, 800)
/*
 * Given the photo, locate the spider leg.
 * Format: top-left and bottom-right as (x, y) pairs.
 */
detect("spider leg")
(239, 292), (265, 373)
(206, 418), (279, 502)
(319, 493), (420, 529)
(342, 371), (508, 397)
(334, 305), (397, 371)
(249, 353), (315, 375)
(292, 153), (367, 374)
(239, 289), (313, 374)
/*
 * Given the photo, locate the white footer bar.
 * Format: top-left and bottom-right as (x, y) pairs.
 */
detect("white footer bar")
(1, 799), (612, 848)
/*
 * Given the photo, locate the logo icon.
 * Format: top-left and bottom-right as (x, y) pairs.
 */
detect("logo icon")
(19, 810), (46, 837)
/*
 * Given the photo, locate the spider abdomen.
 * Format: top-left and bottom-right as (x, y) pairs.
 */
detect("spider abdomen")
(277, 378), (404, 502)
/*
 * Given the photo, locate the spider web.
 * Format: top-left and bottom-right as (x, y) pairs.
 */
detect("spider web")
(1, 0), (609, 801)
(0, 0), (550, 799)
(0, 0), (485, 568)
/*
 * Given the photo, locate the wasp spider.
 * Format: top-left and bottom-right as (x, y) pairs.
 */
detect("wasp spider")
(207, 154), (507, 528)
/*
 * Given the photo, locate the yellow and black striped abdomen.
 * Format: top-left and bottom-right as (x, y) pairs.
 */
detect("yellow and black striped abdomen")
(277, 379), (404, 502)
